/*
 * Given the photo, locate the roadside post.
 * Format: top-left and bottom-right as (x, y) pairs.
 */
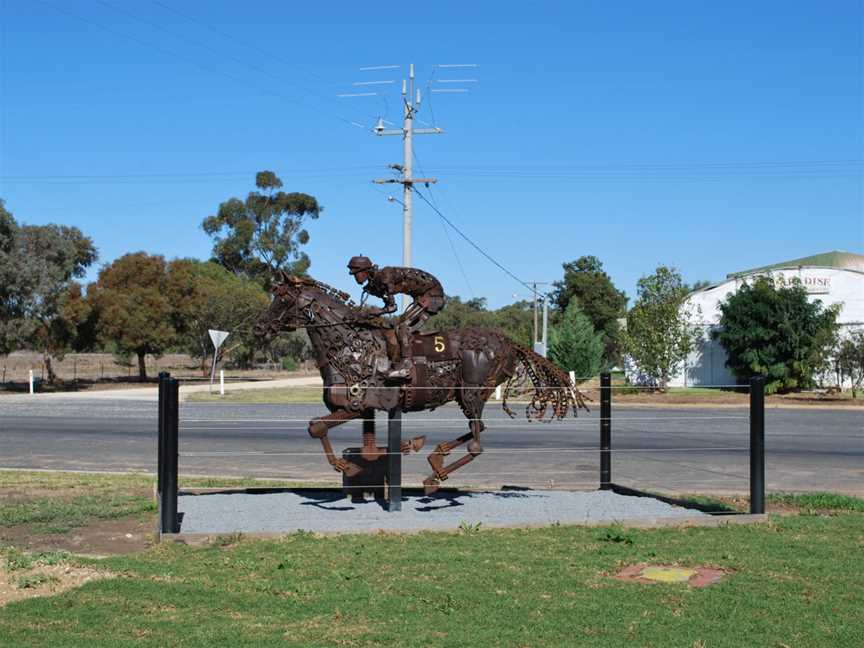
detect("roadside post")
(28, 370), (34, 395)
(600, 372), (612, 490)
(386, 408), (403, 511)
(208, 329), (230, 394)
(749, 375), (766, 514)
(157, 373), (180, 533)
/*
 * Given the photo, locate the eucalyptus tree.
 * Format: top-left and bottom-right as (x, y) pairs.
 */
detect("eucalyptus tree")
(0, 200), (97, 379)
(202, 171), (322, 286)
(87, 252), (176, 381)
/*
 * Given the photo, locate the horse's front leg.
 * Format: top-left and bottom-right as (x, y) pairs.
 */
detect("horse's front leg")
(308, 409), (364, 476)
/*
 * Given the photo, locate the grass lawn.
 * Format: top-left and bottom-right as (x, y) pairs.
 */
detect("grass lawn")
(0, 471), (863, 646)
(0, 471), (332, 540)
(186, 386), (323, 403)
(185, 383), (862, 408)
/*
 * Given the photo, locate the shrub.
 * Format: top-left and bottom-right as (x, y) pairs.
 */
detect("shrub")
(548, 301), (603, 379)
(715, 276), (840, 393)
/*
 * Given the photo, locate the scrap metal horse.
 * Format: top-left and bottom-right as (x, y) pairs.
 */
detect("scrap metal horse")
(254, 274), (589, 493)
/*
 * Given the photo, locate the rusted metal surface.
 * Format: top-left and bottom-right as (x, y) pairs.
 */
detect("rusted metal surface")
(254, 268), (588, 494)
(614, 564), (730, 587)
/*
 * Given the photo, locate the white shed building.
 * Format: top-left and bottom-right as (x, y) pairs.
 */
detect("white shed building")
(669, 251), (864, 387)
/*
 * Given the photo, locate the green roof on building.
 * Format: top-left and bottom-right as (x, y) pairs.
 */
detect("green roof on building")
(727, 251), (864, 278)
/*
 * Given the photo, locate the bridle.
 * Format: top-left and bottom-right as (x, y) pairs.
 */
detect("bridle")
(266, 284), (381, 332)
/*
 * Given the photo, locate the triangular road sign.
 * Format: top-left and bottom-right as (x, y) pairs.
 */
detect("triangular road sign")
(209, 329), (230, 350)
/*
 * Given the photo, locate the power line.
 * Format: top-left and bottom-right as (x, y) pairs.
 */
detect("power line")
(37, 0), (364, 131)
(150, 0), (331, 86)
(412, 151), (475, 298)
(413, 186), (543, 298)
(429, 159), (863, 171)
(96, 0), (365, 128)
(148, 0), (360, 121)
(0, 166), (381, 183)
(426, 172), (861, 184)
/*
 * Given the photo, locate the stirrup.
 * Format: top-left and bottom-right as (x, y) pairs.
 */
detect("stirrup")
(386, 369), (411, 382)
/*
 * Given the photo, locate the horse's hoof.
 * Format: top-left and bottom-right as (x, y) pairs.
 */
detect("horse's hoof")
(423, 477), (440, 495)
(427, 450), (445, 473)
(401, 435), (426, 453)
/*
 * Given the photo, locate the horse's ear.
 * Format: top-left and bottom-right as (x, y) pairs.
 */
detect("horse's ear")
(270, 269), (289, 290)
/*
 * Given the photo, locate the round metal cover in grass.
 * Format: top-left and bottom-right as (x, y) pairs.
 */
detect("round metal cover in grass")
(615, 564), (728, 587)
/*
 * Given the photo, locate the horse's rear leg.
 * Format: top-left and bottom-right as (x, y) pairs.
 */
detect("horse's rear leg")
(308, 409), (363, 476)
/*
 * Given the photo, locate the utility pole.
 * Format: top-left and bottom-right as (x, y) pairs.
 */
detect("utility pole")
(371, 65), (442, 309)
(343, 63), (475, 309)
(528, 282), (551, 357)
(533, 282), (538, 346)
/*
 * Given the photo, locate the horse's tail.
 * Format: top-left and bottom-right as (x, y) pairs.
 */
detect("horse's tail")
(501, 343), (591, 421)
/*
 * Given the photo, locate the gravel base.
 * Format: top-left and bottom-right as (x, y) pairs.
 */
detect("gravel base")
(177, 489), (708, 534)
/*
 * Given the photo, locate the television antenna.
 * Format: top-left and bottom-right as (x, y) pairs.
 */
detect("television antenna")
(340, 63), (477, 306)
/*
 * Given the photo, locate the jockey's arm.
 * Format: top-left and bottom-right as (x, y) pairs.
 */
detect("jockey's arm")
(377, 293), (398, 315)
(359, 291), (398, 317)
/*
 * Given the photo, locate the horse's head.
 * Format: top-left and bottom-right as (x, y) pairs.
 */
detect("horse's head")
(253, 272), (309, 339)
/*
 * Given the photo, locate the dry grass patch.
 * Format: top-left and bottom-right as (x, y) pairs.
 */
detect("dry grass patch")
(0, 560), (113, 608)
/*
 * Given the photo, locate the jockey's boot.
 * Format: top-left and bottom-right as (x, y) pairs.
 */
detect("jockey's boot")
(386, 359), (412, 381)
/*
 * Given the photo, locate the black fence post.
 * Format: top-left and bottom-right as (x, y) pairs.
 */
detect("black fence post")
(157, 372), (168, 502)
(386, 408), (402, 512)
(600, 372), (612, 490)
(158, 375), (180, 533)
(749, 375), (766, 514)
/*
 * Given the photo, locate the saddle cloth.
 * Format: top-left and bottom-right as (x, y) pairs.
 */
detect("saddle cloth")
(410, 331), (460, 361)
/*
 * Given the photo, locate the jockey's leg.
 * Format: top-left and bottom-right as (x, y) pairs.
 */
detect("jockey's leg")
(387, 310), (429, 380)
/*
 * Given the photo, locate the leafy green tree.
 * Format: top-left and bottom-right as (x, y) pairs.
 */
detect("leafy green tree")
(489, 300), (534, 348)
(836, 330), (864, 398)
(262, 330), (313, 372)
(552, 256), (627, 364)
(18, 224), (97, 381)
(0, 200), (25, 356)
(167, 259), (270, 372)
(624, 265), (700, 389)
(714, 276), (841, 393)
(425, 296), (489, 331)
(202, 171), (321, 285)
(0, 200), (97, 377)
(87, 253), (177, 380)
(425, 296), (534, 347)
(548, 301), (603, 379)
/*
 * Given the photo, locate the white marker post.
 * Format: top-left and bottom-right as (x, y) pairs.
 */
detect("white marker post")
(495, 385), (502, 400)
(208, 329), (230, 394)
(220, 369), (225, 396)
(29, 370), (34, 395)
(569, 370), (576, 384)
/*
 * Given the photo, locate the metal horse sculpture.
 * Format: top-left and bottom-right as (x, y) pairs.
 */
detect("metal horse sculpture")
(254, 274), (589, 493)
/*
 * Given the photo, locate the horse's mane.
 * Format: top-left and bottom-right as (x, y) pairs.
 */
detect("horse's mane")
(278, 274), (359, 310)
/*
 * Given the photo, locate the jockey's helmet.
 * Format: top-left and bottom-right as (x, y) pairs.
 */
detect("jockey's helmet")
(347, 255), (374, 275)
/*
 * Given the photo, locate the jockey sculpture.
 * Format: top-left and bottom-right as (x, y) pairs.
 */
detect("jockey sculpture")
(347, 255), (445, 379)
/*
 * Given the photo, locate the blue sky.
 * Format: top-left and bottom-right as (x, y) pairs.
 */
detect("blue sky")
(1, 0), (862, 307)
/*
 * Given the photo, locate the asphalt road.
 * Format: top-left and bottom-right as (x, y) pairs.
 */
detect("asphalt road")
(1, 397), (861, 495)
